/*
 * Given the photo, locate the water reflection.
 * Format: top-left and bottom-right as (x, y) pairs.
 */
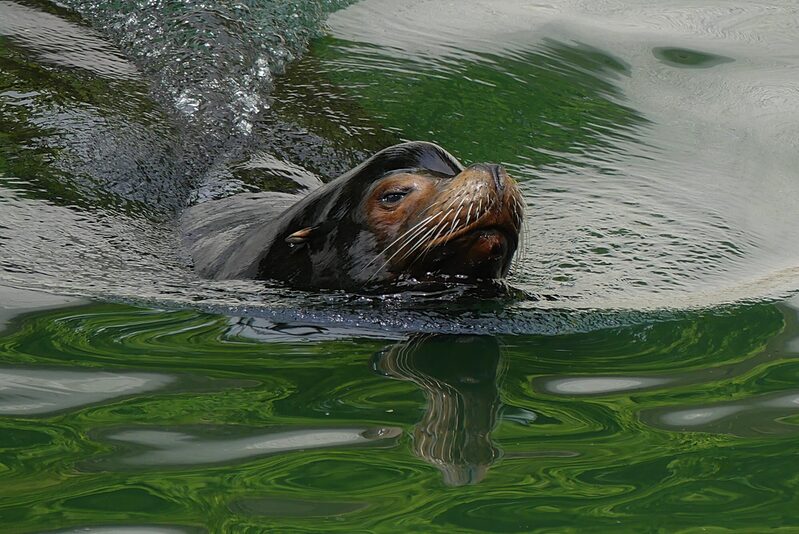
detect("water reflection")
(88, 330), (506, 481)
(642, 389), (799, 437)
(0, 0), (138, 79)
(97, 426), (402, 468)
(637, 300), (799, 436)
(533, 301), (799, 437)
(231, 497), (367, 518)
(538, 376), (671, 395)
(372, 335), (502, 486)
(1, 298), (798, 529)
(227, 316), (405, 342)
(47, 527), (199, 534)
(0, 284), (84, 332)
(220, 319), (506, 485)
(0, 367), (174, 416)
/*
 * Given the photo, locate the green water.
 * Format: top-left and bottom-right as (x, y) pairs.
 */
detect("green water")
(3, 0), (799, 532)
(2, 299), (799, 532)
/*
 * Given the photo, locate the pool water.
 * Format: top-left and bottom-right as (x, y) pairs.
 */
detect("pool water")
(2, 0), (799, 532)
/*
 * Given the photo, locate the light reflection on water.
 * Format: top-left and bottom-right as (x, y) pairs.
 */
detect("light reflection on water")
(1, 0), (798, 334)
(96, 426), (402, 467)
(0, 367), (173, 415)
(2, 0), (799, 530)
(0, 291), (797, 530)
(323, 0), (799, 309)
(48, 528), (196, 534)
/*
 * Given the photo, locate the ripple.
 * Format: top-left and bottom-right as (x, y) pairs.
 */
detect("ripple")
(642, 388), (799, 436)
(93, 426), (401, 468)
(3, 0), (799, 330)
(55, 0), (352, 137)
(0, 1), (138, 79)
(538, 376), (672, 395)
(0, 367), (174, 416)
(231, 496), (367, 518)
(652, 46), (734, 68)
(323, 0), (799, 308)
(0, 294), (797, 530)
(48, 527), (199, 534)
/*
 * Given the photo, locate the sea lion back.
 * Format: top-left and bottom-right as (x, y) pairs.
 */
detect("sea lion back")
(180, 192), (299, 279)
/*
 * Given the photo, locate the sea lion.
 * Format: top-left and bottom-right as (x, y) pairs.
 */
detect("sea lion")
(181, 142), (524, 290)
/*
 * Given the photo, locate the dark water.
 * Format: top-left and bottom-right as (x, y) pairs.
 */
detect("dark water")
(2, 0), (799, 531)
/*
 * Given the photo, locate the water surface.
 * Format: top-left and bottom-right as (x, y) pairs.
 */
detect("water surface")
(2, 0), (799, 531)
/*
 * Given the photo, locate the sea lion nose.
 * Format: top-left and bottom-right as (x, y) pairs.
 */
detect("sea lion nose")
(488, 164), (506, 192)
(472, 163), (506, 192)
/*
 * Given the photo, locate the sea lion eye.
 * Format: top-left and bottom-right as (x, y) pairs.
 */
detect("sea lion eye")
(379, 188), (412, 205)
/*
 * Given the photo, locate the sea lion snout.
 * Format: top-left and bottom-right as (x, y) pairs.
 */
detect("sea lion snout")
(387, 161), (523, 281)
(468, 163), (507, 192)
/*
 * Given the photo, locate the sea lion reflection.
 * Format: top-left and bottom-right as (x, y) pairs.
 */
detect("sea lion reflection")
(372, 335), (502, 486)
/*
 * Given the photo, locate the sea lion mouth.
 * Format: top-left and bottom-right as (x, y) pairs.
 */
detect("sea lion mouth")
(413, 224), (516, 280)
(426, 220), (518, 251)
(468, 226), (514, 256)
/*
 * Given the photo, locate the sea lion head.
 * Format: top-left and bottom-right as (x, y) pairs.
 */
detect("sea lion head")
(256, 142), (524, 290)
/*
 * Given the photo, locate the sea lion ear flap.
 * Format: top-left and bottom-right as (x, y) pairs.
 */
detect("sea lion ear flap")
(285, 226), (317, 244)
(416, 142), (464, 177)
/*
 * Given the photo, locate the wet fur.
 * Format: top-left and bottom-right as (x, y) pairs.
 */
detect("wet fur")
(180, 142), (522, 289)
(181, 142), (464, 286)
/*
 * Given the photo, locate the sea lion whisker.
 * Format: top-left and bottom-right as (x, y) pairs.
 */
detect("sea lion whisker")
(385, 213), (440, 250)
(389, 227), (446, 276)
(400, 214), (453, 261)
(378, 214), (440, 255)
(443, 195), (461, 212)
(400, 214), (457, 266)
(428, 215), (457, 247)
(381, 212), (441, 253)
(396, 211), (456, 252)
(419, 199), (447, 216)
(409, 209), (460, 270)
(364, 211), (452, 283)
(440, 195), (469, 235)
(514, 203), (530, 271)
(357, 213), (441, 275)
(513, 227), (527, 274)
(394, 223), (444, 261)
(414, 204), (437, 220)
(513, 199), (523, 222)
(405, 225), (444, 258)
(408, 226), (449, 269)
(446, 205), (465, 237)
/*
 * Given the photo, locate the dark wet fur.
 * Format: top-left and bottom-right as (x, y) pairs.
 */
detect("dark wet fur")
(181, 142), (464, 287)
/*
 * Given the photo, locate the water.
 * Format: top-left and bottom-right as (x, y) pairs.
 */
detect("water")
(322, 0), (799, 309)
(2, 0), (799, 531)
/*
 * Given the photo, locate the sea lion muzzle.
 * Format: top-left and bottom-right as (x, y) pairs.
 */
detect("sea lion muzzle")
(379, 162), (523, 283)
